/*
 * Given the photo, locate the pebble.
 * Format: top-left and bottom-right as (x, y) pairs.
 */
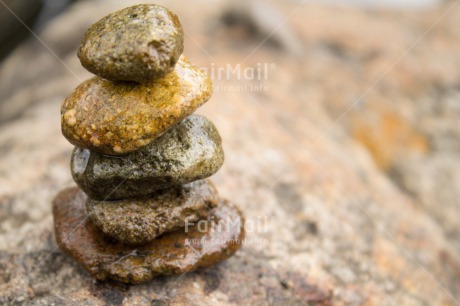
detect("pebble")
(86, 180), (219, 245)
(71, 115), (224, 200)
(53, 187), (244, 284)
(61, 55), (213, 155)
(78, 4), (184, 82)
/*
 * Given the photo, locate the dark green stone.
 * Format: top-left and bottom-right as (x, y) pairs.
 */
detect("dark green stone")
(71, 115), (224, 200)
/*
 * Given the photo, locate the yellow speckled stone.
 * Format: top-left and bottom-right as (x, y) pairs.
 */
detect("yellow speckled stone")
(61, 55), (213, 155)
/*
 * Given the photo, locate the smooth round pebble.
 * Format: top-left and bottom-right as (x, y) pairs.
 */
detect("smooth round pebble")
(78, 4), (184, 82)
(61, 55), (213, 155)
(71, 115), (224, 200)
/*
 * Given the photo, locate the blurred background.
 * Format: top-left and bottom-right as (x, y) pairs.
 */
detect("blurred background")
(1, 0), (460, 305)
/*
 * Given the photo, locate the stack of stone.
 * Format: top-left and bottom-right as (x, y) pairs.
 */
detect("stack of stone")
(52, 4), (244, 284)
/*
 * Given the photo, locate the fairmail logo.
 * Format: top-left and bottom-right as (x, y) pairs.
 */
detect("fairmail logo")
(202, 62), (276, 81)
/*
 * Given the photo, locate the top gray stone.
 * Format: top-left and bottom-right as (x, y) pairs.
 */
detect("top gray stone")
(77, 4), (184, 82)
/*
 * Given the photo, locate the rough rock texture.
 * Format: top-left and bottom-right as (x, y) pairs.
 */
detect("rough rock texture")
(86, 180), (219, 245)
(2, 0), (460, 304)
(291, 3), (460, 255)
(78, 4), (184, 82)
(71, 114), (224, 200)
(61, 55), (213, 155)
(54, 187), (244, 284)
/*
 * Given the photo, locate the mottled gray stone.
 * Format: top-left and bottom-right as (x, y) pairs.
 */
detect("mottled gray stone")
(78, 4), (184, 82)
(86, 179), (219, 245)
(71, 114), (224, 200)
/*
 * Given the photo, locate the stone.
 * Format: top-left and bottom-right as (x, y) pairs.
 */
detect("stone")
(53, 187), (244, 284)
(61, 55), (213, 155)
(86, 180), (219, 245)
(71, 114), (224, 200)
(3, 0), (460, 304)
(77, 4), (184, 82)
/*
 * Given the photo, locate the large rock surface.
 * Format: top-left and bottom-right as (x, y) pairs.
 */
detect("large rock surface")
(1, 0), (460, 305)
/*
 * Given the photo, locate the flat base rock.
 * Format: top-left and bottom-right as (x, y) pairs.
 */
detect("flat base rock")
(52, 187), (244, 284)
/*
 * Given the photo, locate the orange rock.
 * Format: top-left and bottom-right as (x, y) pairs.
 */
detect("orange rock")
(53, 187), (244, 284)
